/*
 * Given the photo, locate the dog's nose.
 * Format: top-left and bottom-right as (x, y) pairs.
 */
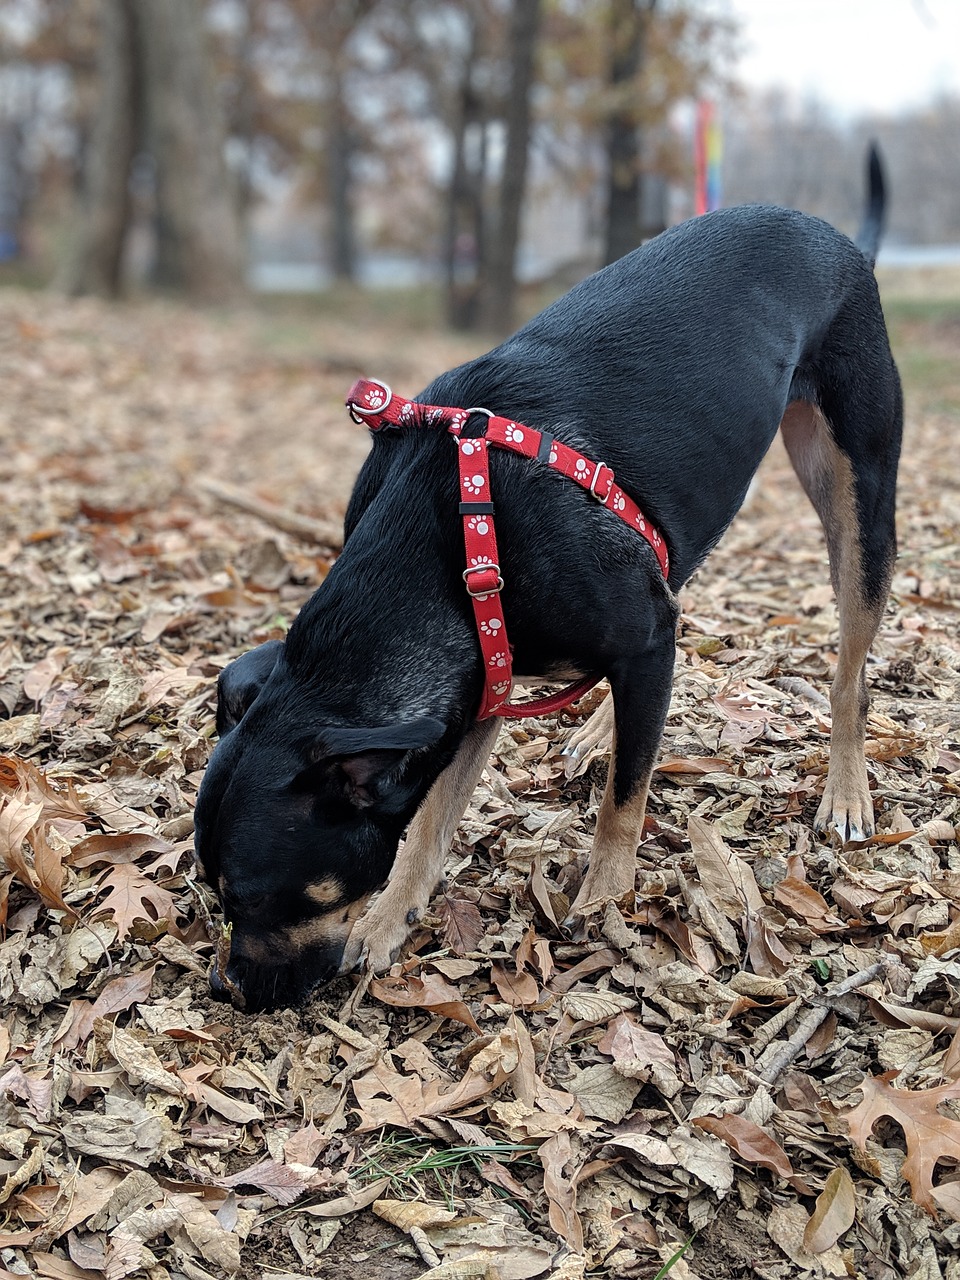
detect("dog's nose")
(209, 965), (231, 1001)
(209, 961), (246, 1007)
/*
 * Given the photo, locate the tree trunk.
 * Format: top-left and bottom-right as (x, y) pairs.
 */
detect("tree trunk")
(443, 19), (487, 330)
(60, 0), (139, 297)
(479, 0), (541, 335)
(602, 0), (655, 266)
(326, 63), (357, 281)
(134, 0), (244, 301)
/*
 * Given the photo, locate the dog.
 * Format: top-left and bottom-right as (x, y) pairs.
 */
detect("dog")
(194, 150), (901, 1012)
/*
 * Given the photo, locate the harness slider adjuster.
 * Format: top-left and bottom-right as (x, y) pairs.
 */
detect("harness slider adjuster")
(463, 563), (504, 597)
(589, 461), (615, 504)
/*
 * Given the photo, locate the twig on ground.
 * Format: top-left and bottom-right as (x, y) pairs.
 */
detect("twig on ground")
(756, 962), (885, 1085)
(751, 996), (804, 1056)
(339, 967), (373, 1021)
(196, 477), (343, 547)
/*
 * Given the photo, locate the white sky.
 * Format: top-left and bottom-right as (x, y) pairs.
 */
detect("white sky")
(722, 0), (960, 117)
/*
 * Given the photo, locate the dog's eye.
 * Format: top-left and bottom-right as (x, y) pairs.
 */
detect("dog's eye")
(223, 885), (272, 916)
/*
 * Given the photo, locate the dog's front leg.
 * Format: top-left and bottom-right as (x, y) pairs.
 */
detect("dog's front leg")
(340, 717), (502, 973)
(568, 635), (676, 919)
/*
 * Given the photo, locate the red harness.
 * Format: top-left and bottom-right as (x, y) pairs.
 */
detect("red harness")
(346, 377), (669, 720)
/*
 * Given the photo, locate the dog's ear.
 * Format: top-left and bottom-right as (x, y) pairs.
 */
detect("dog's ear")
(299, 717), (445, 809)
(216, 640), (285, 736)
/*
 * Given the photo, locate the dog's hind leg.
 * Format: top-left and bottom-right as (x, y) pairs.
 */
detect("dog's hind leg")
(340, 717), (501, 973)
(780, 387), (901, 842)
(568, 628), (676, 917)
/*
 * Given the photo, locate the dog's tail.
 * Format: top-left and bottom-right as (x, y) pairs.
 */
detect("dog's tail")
(856, 141), (886, 268)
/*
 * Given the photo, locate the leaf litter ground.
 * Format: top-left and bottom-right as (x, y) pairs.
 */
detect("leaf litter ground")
(0, 285), (959, 1280)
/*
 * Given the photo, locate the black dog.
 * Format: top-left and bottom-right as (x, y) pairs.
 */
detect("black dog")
(195, 158), (901, 1012)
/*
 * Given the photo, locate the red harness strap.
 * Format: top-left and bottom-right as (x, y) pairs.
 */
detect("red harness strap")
(346, 377), (669, 720)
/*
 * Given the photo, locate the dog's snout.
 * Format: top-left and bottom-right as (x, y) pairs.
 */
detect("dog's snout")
(209, 959), (246, 1007)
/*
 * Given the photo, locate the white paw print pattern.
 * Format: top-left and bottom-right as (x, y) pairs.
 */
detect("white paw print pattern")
(459, 440), (479, 456)
(467, 515), (490, 535)
(505, 424), (524, 443)
(398, 402), (415, 424)
(463, 472), (486, 495)
(549, 446), (558, 463)
(488, 651), (508, 668)
(492, 681), (510, 696)
(363, 385), (387, 410)
(636, 515), (647, 532)
(479, 617), (502, 636)
(574, 458), (589, 478)
(612, 493), (625, 511)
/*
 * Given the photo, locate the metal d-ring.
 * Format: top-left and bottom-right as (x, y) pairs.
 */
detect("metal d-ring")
(348, 378), (392, 423)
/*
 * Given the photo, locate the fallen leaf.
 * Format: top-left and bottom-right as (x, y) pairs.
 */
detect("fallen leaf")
(687, 816), (764, 918)
(370, 973), (481, 1033)
(437, 891), (484, 955)
(93, 862), (181, 940)
(216, 1159), (309, 1205)
(803, 1166), (856, 1254)
(844, 1071), (960, 1213)
(692, 1113), (795, 1182)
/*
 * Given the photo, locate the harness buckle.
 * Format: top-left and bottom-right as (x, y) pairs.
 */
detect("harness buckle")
(347, 378), (392, 424)
(463, 562), (504, 597)
(589, 461), (615, 504)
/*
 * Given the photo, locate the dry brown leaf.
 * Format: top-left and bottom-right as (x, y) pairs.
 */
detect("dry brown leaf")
(167, 1192), (240, 1273)
(686, 816), (764, 918)
(23, 647), (71, 703)
(803, 1166), (856, 1255)
(691, 1113), (796, 1183)
(216, 1158), (309, 1205)
(931, 1180), (960, 1223)
(55, 966), (157, 1050)
(369, 972), (481, 1033)
(773, 858), (845, 933)
(598, 1012), (674, 1071)
(302, 1177), (391, 1217)
(568, 1063), (642, 1122)
(437, 890), (485, 955)
(108, 1025), (187, 1097)
(844, 1071), (960, 1213)
(93, 862), (180, 939)
(373, 1199), (460, 1231)
(539, 1131), (583, 1254)
(767, 1203), (847, 1277)
(352, 1057), (508, 1132)
(491, 961), (540, 1008)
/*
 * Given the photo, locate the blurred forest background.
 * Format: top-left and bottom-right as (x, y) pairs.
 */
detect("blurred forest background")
(0, 0), (958, 334)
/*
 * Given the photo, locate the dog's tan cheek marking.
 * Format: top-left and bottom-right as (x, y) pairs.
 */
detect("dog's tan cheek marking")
(285, 895), (372, 949)
(306, 877), (343, 906)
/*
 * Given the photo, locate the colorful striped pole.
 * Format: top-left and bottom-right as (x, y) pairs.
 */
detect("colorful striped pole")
(695, 100), (723, 215)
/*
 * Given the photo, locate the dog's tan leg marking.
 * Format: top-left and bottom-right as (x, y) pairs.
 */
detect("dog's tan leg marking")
(568, 720), (650, 916)
(781, 401), (891, 842)
(340, 717), (502, 973)
(562, 693), (614, 775)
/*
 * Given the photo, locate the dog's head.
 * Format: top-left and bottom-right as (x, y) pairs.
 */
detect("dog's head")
(195, 642), (446, 1011)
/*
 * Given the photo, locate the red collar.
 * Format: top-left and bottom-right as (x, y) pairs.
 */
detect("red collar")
(345, 377), (669, 720)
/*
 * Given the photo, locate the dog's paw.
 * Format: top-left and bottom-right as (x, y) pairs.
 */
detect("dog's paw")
(814, 767), (875, 844)
(565, 862), (635, 926)
(339, 903), (418, 975)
